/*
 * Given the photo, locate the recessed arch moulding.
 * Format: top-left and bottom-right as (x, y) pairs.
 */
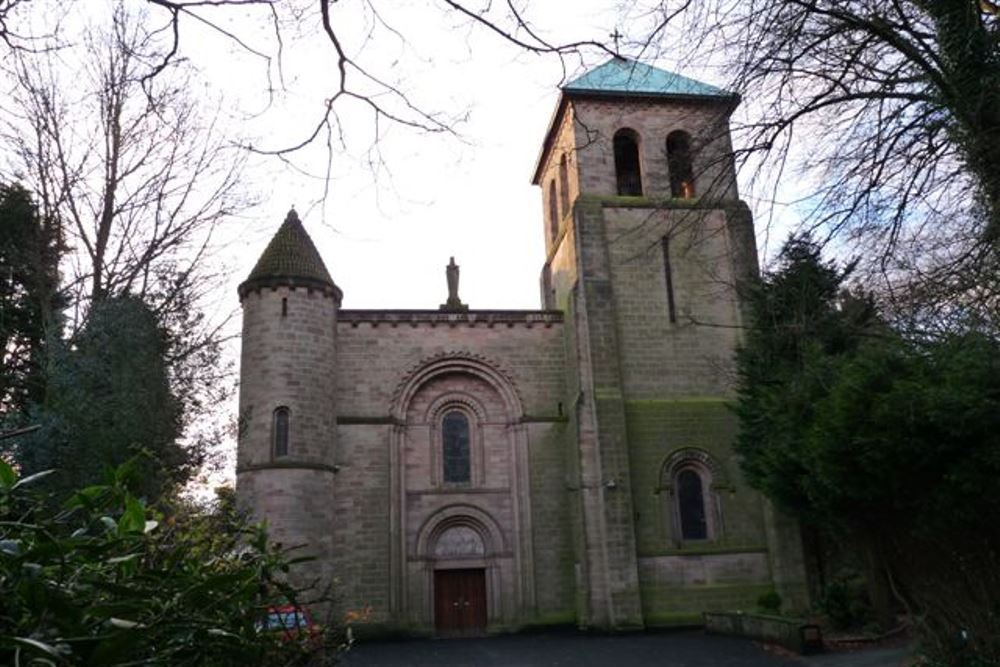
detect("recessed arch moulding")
(388, 352), (535, 629)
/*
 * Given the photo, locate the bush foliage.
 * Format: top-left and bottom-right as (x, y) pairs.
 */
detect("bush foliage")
(0, 457), (342, 666)
(734, 236), (1000, 663)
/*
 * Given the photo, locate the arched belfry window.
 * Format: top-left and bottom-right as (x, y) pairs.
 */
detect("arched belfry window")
(548, 180), (559, 241)
(273, 406), (290, 458)
(558, 153), (570, 214)
(442, 411), (471, 483)
(613, 129), (643, 196)
(677, 468), (708, 540)
(667, 130), (696, 198)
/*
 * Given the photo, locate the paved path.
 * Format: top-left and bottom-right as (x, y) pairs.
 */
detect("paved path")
(802, 645), (912, 667)
(342, 630), (802, 667)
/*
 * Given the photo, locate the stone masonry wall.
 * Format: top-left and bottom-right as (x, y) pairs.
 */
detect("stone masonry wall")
(330, 314), (573, 632)
(572, 97), (738, 201)
(538, 103), (583, 260)
(236, 285), (339, 590)
(602, 205), (746, 399)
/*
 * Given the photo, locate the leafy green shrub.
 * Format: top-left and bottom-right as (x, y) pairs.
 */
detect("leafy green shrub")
(0, 457), (344, 665)
(756, 590), (782, 614)
(818, 572), (873, 631)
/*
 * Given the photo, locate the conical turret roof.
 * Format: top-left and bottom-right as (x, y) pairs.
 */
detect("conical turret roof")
(238, 209), (340, 299)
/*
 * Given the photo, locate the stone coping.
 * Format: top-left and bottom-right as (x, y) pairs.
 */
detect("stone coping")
(704, 611), (823, 654)
(338, 310), (563, 327)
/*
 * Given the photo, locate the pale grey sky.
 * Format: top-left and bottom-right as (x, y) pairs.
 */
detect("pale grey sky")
(182, 1), (797, 313)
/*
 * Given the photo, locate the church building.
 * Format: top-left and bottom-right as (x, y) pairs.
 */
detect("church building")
(235, 58), (809, 637)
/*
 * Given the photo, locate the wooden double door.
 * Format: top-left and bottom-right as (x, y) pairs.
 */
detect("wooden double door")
(434, 568), (487, 637)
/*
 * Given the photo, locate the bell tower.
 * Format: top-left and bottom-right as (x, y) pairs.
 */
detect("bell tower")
(530, 58), (771, 630)
(236, 209), (341, 587)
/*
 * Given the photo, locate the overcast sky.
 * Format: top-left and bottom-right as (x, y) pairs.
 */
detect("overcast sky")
(180, 1), (785, 316)
(6, 1), (803, 488)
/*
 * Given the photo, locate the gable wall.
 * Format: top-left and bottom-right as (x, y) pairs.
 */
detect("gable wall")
(328, 316), (575, 630)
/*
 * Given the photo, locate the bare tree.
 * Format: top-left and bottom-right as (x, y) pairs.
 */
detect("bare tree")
(1, 2), (250, 454)
(4, 1), (994, 323)
(616, 1), (1000, 327)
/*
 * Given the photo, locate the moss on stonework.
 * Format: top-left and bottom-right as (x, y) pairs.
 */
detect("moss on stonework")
(627, 397), (733, 406)
(577, 194), (751, 214)
(643, 611), (704, 627)
(245, 210), (334, 286)
(624, 397), (771, 556)
(519, 611), (577, 630)
(645, 544), (769, 557)
(640, 583), (777, 620)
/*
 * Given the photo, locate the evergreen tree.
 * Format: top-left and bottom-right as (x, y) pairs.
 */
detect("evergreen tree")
(735, 236), (1000, 659)
(16, 296), (189, 502)
(734, 235), (877, 517)
(0, 183), (62, 419)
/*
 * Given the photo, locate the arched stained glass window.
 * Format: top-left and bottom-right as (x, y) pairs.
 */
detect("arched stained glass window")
(273, 406), (290, 458)
(677, 469), (708, 540)
(667, 130), (696, 198)
(442, 411), (471, 483)
(613, 129), (643, 196)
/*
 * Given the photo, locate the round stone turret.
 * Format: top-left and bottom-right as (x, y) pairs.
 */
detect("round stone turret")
(236, 209), (340, 590)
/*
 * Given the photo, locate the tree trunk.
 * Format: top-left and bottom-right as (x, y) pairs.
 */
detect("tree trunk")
(863, 540), (895, 631)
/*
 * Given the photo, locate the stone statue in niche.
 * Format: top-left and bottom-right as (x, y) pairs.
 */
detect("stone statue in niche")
(440, 256), (468, 312)
(434, 526), (485, 557)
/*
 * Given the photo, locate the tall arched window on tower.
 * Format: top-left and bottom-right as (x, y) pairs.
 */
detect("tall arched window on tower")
(273, 406), (290, 458)
(442, 411), (471, 483)
(667, 130), (696, 198)
(558, 153), (570, 214)
(662, 449), (723, 545)
(548, 180), (559, 241)
(613, 129), (643, 196)
(676, 468), (708, 540)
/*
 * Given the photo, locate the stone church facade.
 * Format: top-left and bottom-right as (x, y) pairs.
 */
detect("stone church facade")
(236, 58), (809, 636)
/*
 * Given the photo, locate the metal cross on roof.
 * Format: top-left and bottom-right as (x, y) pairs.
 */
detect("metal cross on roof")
(609, 28), (622, 55)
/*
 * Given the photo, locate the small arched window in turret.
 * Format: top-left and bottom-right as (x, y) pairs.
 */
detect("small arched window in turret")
(667, 130), (696, 198)
(273, 406), (290, 458)
(613, 129), (643, 196)
(442, 410), (471, 483)
(558, 153), (570, 214)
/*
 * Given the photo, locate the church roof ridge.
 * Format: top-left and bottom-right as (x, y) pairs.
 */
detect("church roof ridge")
(562, 57), (731, 99)
(238, 209), (340, 299)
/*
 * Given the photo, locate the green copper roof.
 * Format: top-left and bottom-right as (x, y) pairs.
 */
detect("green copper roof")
(563, 57), (730, 99)
(242, 209), (336, 292)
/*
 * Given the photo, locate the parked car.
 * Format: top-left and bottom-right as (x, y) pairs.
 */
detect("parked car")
(258, 604), (323, 648)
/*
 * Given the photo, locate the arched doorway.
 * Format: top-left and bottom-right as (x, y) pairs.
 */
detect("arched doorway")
(389, 353), (532, 633)
(432, 525), (489, 636)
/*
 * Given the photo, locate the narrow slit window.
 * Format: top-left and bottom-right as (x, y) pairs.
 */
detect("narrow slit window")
(613, 129), (643, 196)
(273, 406), (290, 458)
(442, 411), (471, 483)
(677, 469), (708, 540)
(661, 236), (677, 323)
(281, 297), (288, 317)
(558, 153), (570, 214)
(548, 180), (559, 241)
(667, 131), (696, 198)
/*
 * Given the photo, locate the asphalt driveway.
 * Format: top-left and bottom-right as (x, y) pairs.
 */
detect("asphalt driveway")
(341, 630), (802, 667)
